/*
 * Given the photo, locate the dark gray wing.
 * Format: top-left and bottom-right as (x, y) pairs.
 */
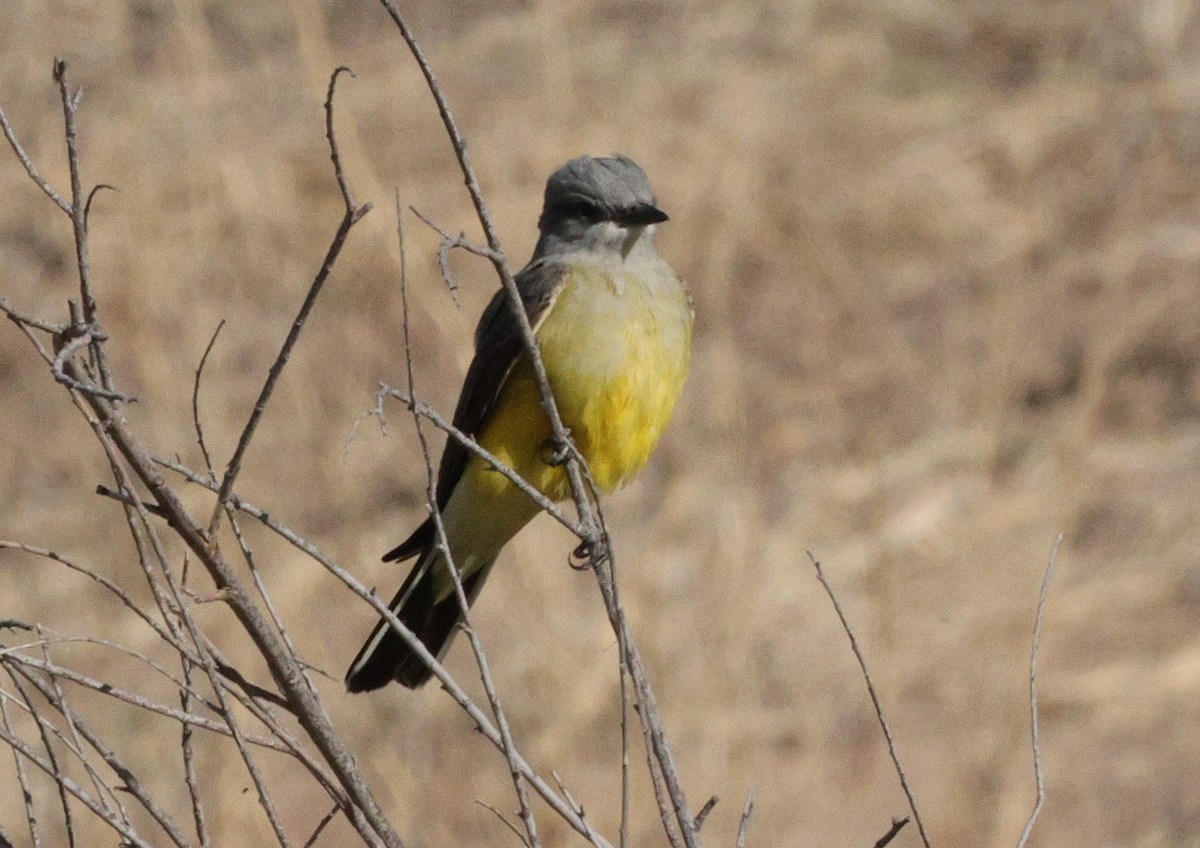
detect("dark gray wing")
(383, 258), (566, 562)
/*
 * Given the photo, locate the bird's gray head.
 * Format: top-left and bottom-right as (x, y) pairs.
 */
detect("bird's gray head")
(535, 155), (668, 258)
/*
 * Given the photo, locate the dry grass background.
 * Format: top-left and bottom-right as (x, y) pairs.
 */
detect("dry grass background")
(2, 0), (1200, 845)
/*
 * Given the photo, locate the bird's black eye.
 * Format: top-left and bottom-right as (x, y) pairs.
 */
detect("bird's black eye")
(560, 197), (605, 222)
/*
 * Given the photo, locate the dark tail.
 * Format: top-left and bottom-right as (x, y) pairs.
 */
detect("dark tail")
(345, 537), (496, 692)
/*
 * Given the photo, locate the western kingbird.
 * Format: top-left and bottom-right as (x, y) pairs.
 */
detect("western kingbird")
(346, 155), (693, 692)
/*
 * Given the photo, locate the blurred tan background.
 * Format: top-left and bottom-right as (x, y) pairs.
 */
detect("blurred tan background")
(3, 0), (1200, 845)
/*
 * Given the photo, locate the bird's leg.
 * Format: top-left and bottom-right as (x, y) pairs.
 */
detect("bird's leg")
(569, 537), (609, 571)
(539, 430), (581, 468)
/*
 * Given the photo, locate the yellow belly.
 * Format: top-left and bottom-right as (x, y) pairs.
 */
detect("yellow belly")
(474, 259), (692, 502)
(427, 257), (691, 602)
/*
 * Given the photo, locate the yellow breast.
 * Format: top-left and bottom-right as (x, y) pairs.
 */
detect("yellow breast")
(477, 256), (692, 500)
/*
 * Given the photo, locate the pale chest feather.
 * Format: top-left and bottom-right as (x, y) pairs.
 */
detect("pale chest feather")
(535, 261), (693, 490)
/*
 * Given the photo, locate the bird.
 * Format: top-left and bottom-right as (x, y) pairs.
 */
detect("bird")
(346, 154), (693, 692)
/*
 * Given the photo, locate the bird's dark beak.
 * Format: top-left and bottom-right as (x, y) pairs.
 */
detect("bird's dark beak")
(619, 202), (669, 227)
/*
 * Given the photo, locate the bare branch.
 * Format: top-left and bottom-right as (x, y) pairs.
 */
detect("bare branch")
(409, 204), (507, 303)
(180, 655), (212, 848)
(1016, 534), (1062, 848)
(0, 95), (72, 214)
(21, 80), (404, 846)
(809, 553), (932, 848)
(0, 298), (67, 335)
(636, 707), (683, 848)
(0, 540), (186, 654)
(209, 66), (371, 534)
(152, 457), (614, 847)
(53, 59), (118, 399)
(12, 665), (193, 847)
(326, 66), (358, 212)
(0, 651), (286, 752)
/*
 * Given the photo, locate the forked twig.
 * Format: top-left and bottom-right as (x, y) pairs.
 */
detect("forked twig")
(53, 59), (118, 399)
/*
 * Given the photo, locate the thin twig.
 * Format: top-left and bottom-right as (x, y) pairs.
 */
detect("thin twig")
(636, 706), (683, 848)
(0, 97), (72, 214)
(180, 651), (211, 848)
(83, 183), (118, 227)
(95, 483), (169, 517)
(0, 691), (42, 848)
(382, 387), (580, 534)
(809, 553), (932, 848)
(1016, 534), (1061, 848)
(409, 206), (503, 262)
(326, 66), (357, 210)
(178, 541), (209, 848)
(0, 298), (67, 334)
(409, 204), (507, 304)
(303, 803), (343, 848)
(192, 319), (225, 480)
(0, 540), (186, 654)
(619, 650), (632, 848)
(34, 631), (130, 825)
(228, 508), (306, 675)
(0, 651), (288, 752)
(693, 797), (718, 832)
(209, 66), (371, 534)
(475, 801), (532, 848)
(873, 817), (909, 848)
(178, 548), (208, 846)
(5, 667), (122, 832)
(91, 398), (314, 848)
(77, 260), (384, 848)
(734, 790), (755, 848)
